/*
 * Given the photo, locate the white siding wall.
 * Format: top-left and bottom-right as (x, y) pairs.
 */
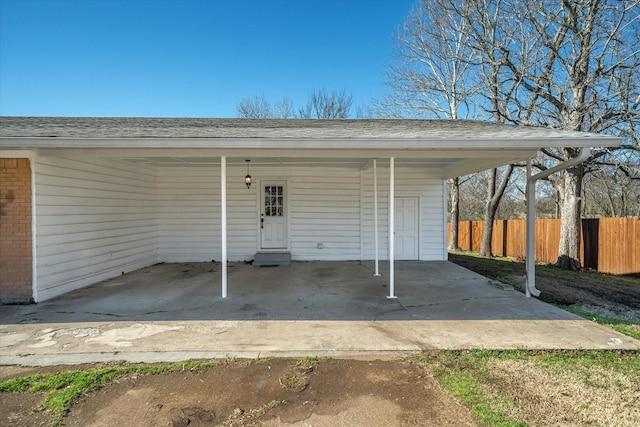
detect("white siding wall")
(361, 164), (446, 261)
(156, 165), (257, 262)
(156, 164), (444, 263)
(289, 167), (362, 260)
(33, 157), (157, 301)
(156, 165), (363, 262)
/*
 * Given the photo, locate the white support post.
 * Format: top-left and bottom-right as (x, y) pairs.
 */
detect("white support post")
(373, 159), (380, 277)
(525, 159), (535, 298)
(221, 156), (228, 298)
(388, 157), (397, 299)
(524, 148), (590, 298)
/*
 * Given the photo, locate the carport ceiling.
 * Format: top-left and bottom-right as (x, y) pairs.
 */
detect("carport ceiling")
(119, 156), (458, 168)
(120, 150), (536, 178)
(117, 155), (528, 178)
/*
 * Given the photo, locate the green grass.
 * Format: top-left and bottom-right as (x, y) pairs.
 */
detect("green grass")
(415, 349), (640, 427)
(449, 249), (511, 261)
(0, 359), (236, 426)
(560, 305), (640, 340)
(492, 271), (521, 288)
(295, 356), (319, 371)
(441, 369), (521, 425)
(427, 351), (528, 427)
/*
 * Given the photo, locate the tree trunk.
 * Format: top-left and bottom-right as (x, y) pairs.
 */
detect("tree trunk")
(479, 169), (498, 257)
(479, 166), (514, 257)
(448, 177), (460, 251)
(556, 164), (584, 270)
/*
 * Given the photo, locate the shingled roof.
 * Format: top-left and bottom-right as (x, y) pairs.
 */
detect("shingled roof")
(0, 116), (618, 143)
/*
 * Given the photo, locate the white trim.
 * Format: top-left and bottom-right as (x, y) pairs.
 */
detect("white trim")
(221, 156), (227, 298)
(30, 147), (548, 160)
(257, 179), (290, 251)
(30, 157), (38, 303)
(255, 181), (261, 253)
(0, 149), (34, 158)
(443, 180), (448, 260)
(1, 135), (618, 149)
(284, 179), (291, 252)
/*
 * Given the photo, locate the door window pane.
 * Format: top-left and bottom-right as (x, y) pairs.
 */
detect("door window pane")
(264, 186), (284, 217)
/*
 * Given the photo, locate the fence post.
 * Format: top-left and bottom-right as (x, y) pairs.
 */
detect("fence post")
(502, 220), (508, 257)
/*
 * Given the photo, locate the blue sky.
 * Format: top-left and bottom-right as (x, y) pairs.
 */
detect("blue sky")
(0, 0), (414, 117)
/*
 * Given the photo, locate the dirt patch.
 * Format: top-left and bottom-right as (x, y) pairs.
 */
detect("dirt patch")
(0, 358), (477, 427)
(3, 392), (55, 426)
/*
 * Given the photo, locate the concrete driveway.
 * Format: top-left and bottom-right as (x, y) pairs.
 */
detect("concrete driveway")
(1, 261), (638, 366)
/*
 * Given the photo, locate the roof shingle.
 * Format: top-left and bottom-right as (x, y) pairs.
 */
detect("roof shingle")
(0, 117), (616, 141)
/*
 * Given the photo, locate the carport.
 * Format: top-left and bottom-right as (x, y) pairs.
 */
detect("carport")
(0, 117), (620, 304)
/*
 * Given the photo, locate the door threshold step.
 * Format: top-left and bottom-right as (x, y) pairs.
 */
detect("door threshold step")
(253, 251), (291, 267)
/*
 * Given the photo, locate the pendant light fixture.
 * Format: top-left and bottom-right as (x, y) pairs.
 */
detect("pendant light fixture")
(244, 159), (252, 189)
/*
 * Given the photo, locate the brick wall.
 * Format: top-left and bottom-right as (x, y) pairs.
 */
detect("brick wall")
(0, 158), (33, 303)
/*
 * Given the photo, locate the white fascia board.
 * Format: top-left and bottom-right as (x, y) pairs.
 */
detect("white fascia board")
(31, 147), (542, 161)
(0, 149), (35, 158)
(0, 135), (622, 150)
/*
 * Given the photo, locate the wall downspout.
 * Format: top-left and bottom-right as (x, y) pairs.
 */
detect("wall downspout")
(525, 147), (591, 298)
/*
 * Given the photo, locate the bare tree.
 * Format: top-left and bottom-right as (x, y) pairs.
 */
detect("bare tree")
(458, 172), (489, 220)
(478, 165), (515, 256)
(379, 0), (484, 250)
(417, 0), (640, 269)
(460, 0), (518, 256)
(273, 97), (296, 119)
(238, 90), (354, 119)
(237, 96), (296, 118)
(488, 0), (640, 269)
(298, 88), (353, 119)
(378, 0), (481, 119)
(584, 161), (640, 217)
(237, 95), (274, 118)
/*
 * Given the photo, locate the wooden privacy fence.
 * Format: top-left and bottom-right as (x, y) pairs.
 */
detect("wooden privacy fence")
(448, 217), (640, 275)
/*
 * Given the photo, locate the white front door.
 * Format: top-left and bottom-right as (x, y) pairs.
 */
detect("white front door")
(395, 197), (419, 260)
(261, 182), (287, 249)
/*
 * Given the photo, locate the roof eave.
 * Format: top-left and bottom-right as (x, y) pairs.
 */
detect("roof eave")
(0, 135), (622, 150)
